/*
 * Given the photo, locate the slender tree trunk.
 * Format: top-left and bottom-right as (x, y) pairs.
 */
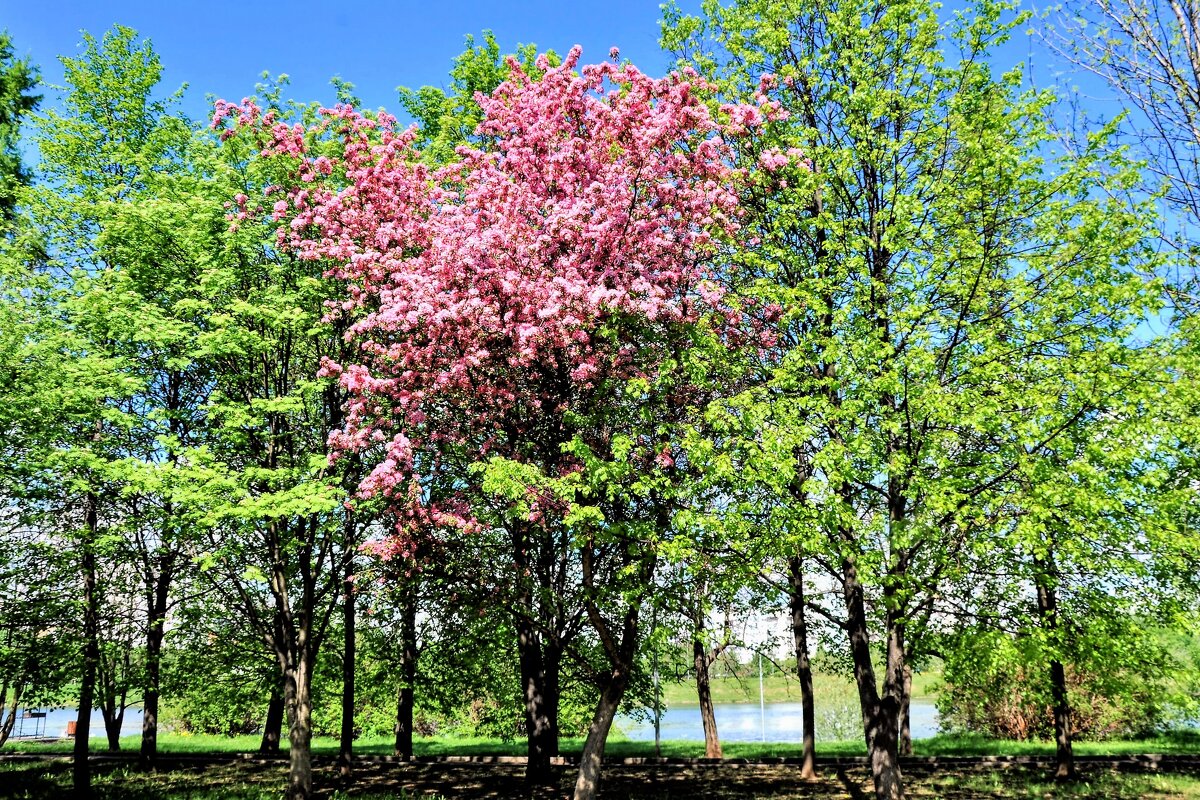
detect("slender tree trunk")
(284, 657), (314, 800)
(692, 610), (722, 759)
(338, 570), (355, 778)
(898, 663), (912, 757)
(1034, 551), (1075, 781)
(572, 671), (630, 800)
(260, 687), (284, 753)
(394, 586), (417, 759)
(140, 611), (166, 767)
(140, 545), (173, 768)
(0, 682), (21, 747)
(74, 492), (100, 800)
(843, 557), (904, 800)
(788, 557), (818, 779)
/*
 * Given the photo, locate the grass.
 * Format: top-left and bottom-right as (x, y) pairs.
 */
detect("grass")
(5, 728), (1199, 759)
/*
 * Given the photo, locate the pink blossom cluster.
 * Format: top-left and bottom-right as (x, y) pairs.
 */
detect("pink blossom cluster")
(214, 47), (759, 546)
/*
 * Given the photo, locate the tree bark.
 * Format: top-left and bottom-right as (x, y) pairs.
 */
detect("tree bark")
(338, 569), (355, 778)
(394, 585), (417, 759)
(517, 615), (557, 788)
(692, 608), (723, 759)
(898, 663), (913, 757)
(1034, 551), (1075, 781)
(100, 702), (122, 752)
(74, 492), (100, 800)
(139, 601), (166, 767)
(0, 682), (21, 748)
(843, 556), (904, 800)
(572, 670), (629, 800)
(260, 687), (284, 753)
(788, 557), (818, 780)
(283, 657), (314, 800)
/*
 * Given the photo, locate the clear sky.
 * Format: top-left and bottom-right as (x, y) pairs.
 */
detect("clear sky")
(0, 0), (695, 120)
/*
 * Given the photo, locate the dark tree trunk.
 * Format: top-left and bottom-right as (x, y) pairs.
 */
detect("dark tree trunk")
(260, 687), (284, 753)
(74, 492), (100, 800)
(394, 586), (417, 758)
(517, 616), (556, 788)
(898, 663), (912, 757)
(101, 703), (122, 752)
(140, 607), (166, 767)
(139, 544), (174, 768)
(1034, 551), (1075, 780)
(692, 610), (722, 759)
(338, 570), (356, 778)
(788, 557), (818, 779)
(843, 557), (904, 800)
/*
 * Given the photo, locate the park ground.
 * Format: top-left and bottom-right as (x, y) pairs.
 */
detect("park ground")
(5, 730), (1200, 799)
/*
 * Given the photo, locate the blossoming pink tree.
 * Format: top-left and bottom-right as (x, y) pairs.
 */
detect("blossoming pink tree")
(217, 46), (780, 800)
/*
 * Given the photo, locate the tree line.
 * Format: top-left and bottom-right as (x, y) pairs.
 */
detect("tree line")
(1, 2), (1199, 800)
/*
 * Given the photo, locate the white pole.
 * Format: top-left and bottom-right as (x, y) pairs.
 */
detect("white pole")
(759, 651), (766, 742)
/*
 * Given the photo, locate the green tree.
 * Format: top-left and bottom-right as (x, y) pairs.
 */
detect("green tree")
(664, 1), (1157, 797)
(0, 31), (39, 227)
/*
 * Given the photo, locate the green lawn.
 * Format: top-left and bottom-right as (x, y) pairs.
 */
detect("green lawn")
(5, 728), (1199, 759)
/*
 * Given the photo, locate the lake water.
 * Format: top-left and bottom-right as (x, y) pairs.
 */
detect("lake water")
(8, 707), (145, 740)
(616, 700), (939, 743)
(12, 701), (940, 744)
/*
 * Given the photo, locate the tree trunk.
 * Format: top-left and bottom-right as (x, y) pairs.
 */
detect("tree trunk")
(338, 571), (355, 778)
(0, 682), (21, 747)
(260, 687), (284, 753)
(787, 557), (818, 779)
(692, 612), (722, 759)
(140, 610), (166, 767)
(284, 657), (314, 800)
(843, 557), (904, 800)
(572, 670), (630, 800)
(517, 616), (556, 788)
(74, 492), (100, 800)
(1034, 551), (1075, 781)
(898, 663), (912, 757)
(101, 704), (122, 752)
(394, 586), (417, 759)
(140, 545), (174, 768)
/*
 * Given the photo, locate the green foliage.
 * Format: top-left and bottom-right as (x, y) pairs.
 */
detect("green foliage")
(938, 625), (1200, 740)
(0, 31), (38, 227)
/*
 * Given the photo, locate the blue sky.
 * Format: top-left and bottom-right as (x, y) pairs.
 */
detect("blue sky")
(0, 0), (695, 120)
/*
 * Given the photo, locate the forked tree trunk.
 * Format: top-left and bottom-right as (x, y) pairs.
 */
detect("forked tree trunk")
(843, 556), (904, 800)
(74, 492), (100, 800)
(394, 586), (417, 758)
(788, 557), (817, 779)
(692, 610), (723, 759)
(260, 688), (284, 753)
(101, 703), (123, 752)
